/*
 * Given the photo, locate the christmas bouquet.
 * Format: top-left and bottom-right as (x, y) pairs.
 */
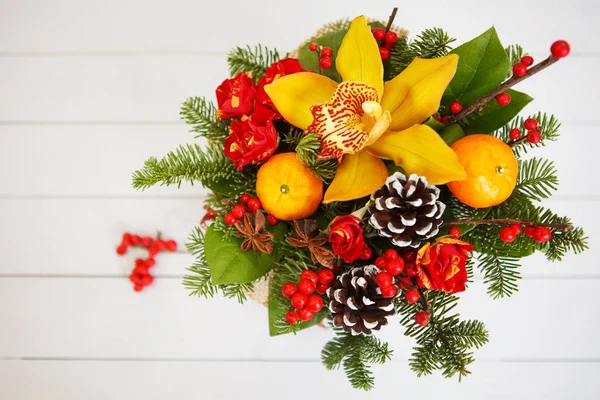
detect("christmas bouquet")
(132, 8), (588, 390)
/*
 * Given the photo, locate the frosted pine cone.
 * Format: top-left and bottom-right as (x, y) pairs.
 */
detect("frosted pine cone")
(369, 172), (445, 248)
(327, 265), (396, 335)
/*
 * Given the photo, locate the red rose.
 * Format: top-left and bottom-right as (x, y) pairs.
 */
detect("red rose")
(328, 215), (366, 263)
(249, 102), (278, 125)
(216, 72), (256, 119)
(223, 119), (278, 170)
(416, 238), (474, 294)
(256, 58), (307, 119)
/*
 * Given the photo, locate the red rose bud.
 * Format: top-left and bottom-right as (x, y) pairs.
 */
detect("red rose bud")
(215, 72), (256, 119)
(328, 215), (365, 263)
(255, 58), (307, 119)
(415, 238), (474, 294)
(224, 119), (279, 170)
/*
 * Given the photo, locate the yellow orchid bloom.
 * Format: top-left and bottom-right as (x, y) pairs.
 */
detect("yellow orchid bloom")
(265, 16), (466, 204)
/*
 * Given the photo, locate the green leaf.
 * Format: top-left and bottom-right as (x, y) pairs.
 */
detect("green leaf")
(204, 224), (277, 284)
(424, 116), (445, 132)
(463, 89), (533, 134)
(439, 124), (465, 145)
(442, 27), (510, 107)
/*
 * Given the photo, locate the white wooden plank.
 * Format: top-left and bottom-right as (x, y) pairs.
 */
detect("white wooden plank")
(0, 198), (594, 276)
(0, 55), (596, 122)
(0, 0), (597, 54)
(0, 122), (595, 197)
(1, 360), (598, 400)
(0, 277), (598, 360)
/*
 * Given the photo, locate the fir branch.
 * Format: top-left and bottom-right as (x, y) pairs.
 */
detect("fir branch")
(227, 45), (280, 82)
(180, 96), (230, 141)
(505, 44), (524, 76)
(295, 134), (337, 183)
(502, 113), (561, 156)
(515, 158), (559, 201)
(477, 252), (521, 299)
(132, 144), (239, 190)
(535, 207), (589, 261)
(388, 28), (455, 77)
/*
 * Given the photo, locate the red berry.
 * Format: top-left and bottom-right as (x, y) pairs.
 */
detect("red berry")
(300, 269), (319, 284)
(499, 227), (517, 243)
(318, 269), (334, 285)
(116, 245), (127, 255)
(524, 226), (537, 238)
(375, 271), (393, 288)
(449, 101), (462, 114)
(381, 285), (398, 298)
(145, 258), (156, 268)
(521, 55), (534, 67)
(321, 47), (333, 57)
(148, 246), (159, 257)
(379, 47), (390, 61)
(247, 198), (261, 212)
(524, 118), (538, 131)
(374, 256), (387, 269)
(448, 226), (461, 238)
(134, 265), (149, 276)
(316, 281), (330, 294)
(129, 273), (143, 285)
(441, 115), (451, 122)
(434, 116), (442, 122)
(308, 43), (318, 52)
(404, 251), (417, 263)
(133, 283), (144, 292)
(131, 235), (141, 245)
(372, 28), (385, 41)
(404, 262), (418, 277)
(122, 232), (132, 246)
(512, 62), (527, 77)
(534, 227), (552, 243)
(527, 130), (541, 144)
(285, 310), (299, 324)
(298, 278), (316, 295)
(510, 224), (523, 235)
(319, 56), (333, 69)
(232, 205), (245, 219)
(359, 247), (372, 260)
(384, 31), (398, 46)
(550, 40), (570, 58)
(224, 212), (237, 225)
(297, 308), (315, 321)
(415, 311), (430, 326)
(385, 258), (404, 276)
(141, 274), (154, 286)
(155, 239), (166, 251)
(267, 215), (278, 225)
(496, 93), (511, 106)
(281, 282), (297, 298)
(141, 237), (153, 248)
(290, 292), (308, 309)
(240, 194), (251, 204)
(306, 294), (324, 312)
(509, 128), (521, 140)
(165, 240), (177, 252)
(405, 289), (420, 304)
(384, 249), (398, 260)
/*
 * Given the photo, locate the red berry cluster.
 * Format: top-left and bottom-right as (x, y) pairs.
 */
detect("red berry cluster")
(500, 223), (552, 244)
(309, 43), (334, 69)
(508, 117), (541, 144)
(116, 233), (177, 292)
(282, 269), (332, 324)
(224, 194), (278, 226)
(371, 28), (398, 61)
(512, 55), (534, 78)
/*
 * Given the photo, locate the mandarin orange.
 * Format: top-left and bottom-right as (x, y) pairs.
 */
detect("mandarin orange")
(447, 134), (518, 208)
(256, 152), (323, 220)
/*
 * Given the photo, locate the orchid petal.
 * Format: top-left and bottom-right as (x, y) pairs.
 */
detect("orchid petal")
(366, 124), (467, 184)
(264, 72), (337, 129)
(380, 55), (459, 131)
(323, 150), (389, 204)
(336, 16), (384, 99)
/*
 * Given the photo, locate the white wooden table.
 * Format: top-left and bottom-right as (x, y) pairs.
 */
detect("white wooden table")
(0, 0), (598, 398)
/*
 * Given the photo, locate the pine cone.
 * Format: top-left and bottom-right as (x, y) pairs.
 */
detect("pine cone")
(327, 265), (395, 335)
(368, 172), (445, 248)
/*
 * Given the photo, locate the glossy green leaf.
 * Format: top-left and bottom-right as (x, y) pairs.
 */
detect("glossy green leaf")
(439, 124), (465, 145)
(442, 27), (510, 107)
(204, 224), (277, 284)
(463, 89), (533, 134)
(424, 116), (446, 132)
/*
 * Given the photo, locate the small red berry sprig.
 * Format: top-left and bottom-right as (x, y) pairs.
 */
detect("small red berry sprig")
(116, 232), (177, 292)
(223, 193), (278, 226)
(445, 218), (566, 244)
(508, 117), (542, 146)
(500, 223), (552, 244)
(282, 269), (333, 324)
(308, 43), (334, 71)
(371, 7), (400, 61)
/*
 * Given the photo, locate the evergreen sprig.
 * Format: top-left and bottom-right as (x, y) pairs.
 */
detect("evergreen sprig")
(294, 133), (337, 183)
(515, 158), (559, 201)
(180, 96), (230, 141)
(227, 45), (280, 82)
(505, 44), (525, 77)
(494, 112), (561, 157)
(321, 328), (393, 391)
(477, 252), (522, 299)
(535, 207), (589, 261)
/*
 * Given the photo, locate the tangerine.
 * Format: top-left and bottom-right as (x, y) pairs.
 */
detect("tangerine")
(256, 152), (323, 220)
(447, 134), (518, 208)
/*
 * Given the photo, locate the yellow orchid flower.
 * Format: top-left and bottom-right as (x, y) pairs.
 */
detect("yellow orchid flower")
(265, 16), (466, 204)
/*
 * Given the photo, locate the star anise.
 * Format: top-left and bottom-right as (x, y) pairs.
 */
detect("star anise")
(288, 219), (337, 268)
(234, 212), (274, 255)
